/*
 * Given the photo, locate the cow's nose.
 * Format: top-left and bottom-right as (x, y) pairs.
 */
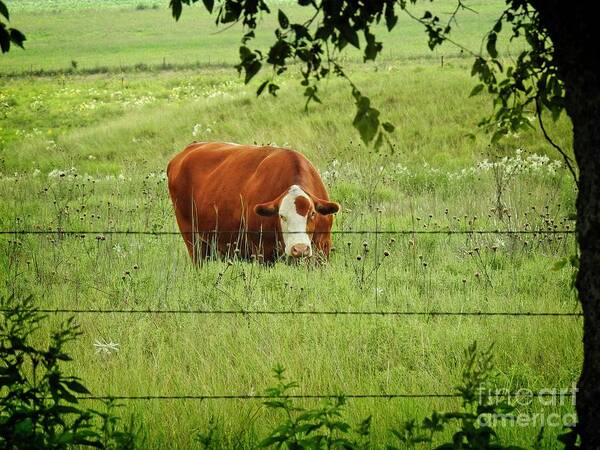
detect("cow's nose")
(290, 243), (310, 258)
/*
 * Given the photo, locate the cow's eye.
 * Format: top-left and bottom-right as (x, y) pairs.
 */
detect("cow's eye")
(310, 211), (317, 218)
(279, 215), (287, 222)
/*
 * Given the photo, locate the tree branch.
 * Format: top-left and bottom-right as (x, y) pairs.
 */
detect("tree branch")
(535, 95), (578, 186)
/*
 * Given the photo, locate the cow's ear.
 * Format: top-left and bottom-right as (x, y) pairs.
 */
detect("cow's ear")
(254, 202), (279, 217)
(315, 199), (340, 216)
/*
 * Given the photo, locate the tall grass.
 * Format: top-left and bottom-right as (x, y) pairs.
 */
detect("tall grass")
(0, 0), (580, 448)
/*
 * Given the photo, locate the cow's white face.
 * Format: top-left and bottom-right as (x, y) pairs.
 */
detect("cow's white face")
(278, 185), (314, 257)
(254, 184), (340, 258)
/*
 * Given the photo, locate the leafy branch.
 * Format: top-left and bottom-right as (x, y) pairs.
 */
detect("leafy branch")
(0, 1), (26, 53)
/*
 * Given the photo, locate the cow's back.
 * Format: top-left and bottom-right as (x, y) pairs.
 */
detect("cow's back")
(170, 143), (263, 229)
(168, 142), (296, 237)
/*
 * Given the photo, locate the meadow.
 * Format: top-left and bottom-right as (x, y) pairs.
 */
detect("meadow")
(0, 1), (581, 448)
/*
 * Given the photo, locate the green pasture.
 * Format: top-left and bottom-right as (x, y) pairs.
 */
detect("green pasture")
(2, 0), (526, 74)
(0, 0), (580, 448)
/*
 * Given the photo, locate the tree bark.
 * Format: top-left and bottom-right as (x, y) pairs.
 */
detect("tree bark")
(532, 2), (600, 448)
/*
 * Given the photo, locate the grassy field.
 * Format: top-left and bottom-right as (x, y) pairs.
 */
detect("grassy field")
(0, 1), (581, 448)
(2, 0), (527, 74)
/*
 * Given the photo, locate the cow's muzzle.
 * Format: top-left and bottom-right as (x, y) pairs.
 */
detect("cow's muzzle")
(290, 243), (310, 258)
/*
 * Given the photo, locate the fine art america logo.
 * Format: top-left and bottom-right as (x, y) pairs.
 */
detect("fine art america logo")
(477, 386), (578, 427)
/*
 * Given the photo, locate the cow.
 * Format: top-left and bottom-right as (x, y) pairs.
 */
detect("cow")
(167, 142), (340, 263)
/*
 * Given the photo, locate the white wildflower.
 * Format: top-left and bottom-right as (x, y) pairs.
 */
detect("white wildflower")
(94, 338), (120, 354)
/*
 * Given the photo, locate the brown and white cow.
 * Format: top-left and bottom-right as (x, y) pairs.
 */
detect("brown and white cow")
(167, 142), (339, 262)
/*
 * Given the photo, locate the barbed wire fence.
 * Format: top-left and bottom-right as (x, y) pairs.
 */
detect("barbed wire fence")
(1, 227), (580, 402)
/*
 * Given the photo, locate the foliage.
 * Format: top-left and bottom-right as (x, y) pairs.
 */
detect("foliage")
(167, 0), (573, 168)
(388, 342), (525, 450)
(258, 364), (372, 449)
(0, 294), (138, 449)
(0, 1), (26, 53)
(169, 0), (403, 148)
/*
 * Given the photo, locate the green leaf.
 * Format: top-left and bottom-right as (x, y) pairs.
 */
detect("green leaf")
(244, 59), (261, 84)
(256, 80), (269, 96)
(0, 23), (10, 53)
(278, 9), (289, 29)
(9, 28), (25, 48)
(353, 95), (380, 145)
(385, 2), (397, 31)
(382, 121), (395, 133)
(0, 1), (9, 20)
(341, 24), (360, 48)
(65, 379), (91, 394)
(492, 19), (502, 33)
(491, 128), (507, 143)
(202, 0), (214, 13)
(470, 84), (484, 97)
(258, 434), (289, 447)
(486, 32), (498, 58)
(169, 0), (182, 20)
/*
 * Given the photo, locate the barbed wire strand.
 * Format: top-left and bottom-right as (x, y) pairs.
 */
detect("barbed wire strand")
(0, 229), (575, 236)
(77, 390), (575, 401)
(0, 308), (582, 317)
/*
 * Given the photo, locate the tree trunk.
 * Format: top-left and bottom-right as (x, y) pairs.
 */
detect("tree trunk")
(571, 76), (600, 450)
(532, 2), (600, 448)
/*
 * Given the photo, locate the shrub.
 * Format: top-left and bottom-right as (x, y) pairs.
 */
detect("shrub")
(388, 342), (524, 449)
(258, 364), (372, 449)
(0, 294), (139, 449)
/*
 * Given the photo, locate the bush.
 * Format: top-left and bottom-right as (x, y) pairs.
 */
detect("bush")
(258, 365), (372, 449)
(388, 342), (524, 449)
(0, 294), (139, 449)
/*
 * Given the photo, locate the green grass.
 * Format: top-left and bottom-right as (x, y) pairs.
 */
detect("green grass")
(0, 0), (580, 448)
(2, 0), (526, 74)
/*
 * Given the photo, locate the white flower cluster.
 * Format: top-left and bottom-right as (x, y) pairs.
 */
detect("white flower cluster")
(0, 92), (12, 117)
(48, 167), (79, 179)
(121, 94), (156, 108)
(192, 123), (213, 137)
(169, 79), (240, 102)
(320, 149), (563, 186)
(475, 149), (562, 176)
(29, 95), (46, 112)
(145, 171), (167, 181)
(47, 166), (128, 182)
